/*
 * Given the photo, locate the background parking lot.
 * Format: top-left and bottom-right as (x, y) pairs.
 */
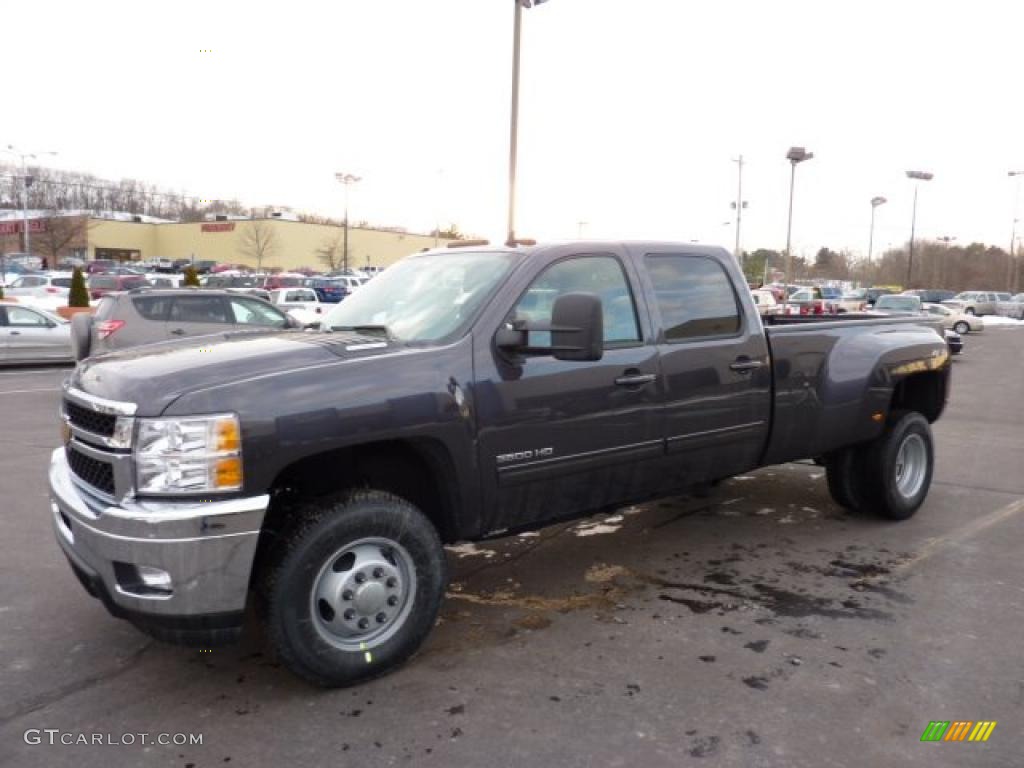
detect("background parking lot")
(1, 331), (1022, 768)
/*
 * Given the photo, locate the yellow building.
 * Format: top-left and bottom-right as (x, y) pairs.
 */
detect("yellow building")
(86, 217), (453, 271)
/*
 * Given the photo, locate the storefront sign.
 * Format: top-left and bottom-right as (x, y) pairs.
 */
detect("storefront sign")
(201, 222), (236, 233)
(0, 220), (47, 236)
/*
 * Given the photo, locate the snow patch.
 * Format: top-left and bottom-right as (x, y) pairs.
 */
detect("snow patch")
(755, 507), (774, 515)
(446, 543), (497, 559)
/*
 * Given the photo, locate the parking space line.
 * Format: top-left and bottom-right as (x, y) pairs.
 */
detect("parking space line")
(0, 388), (60, 396)
(863, 498), (1024, 584)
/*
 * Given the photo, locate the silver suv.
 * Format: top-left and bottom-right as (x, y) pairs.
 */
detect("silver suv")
(71, 288), (299, 360)
(942, 291), (999, 316)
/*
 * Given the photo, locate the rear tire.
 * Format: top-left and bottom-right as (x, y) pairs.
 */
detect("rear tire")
(857, 412), (934, 520)
(953, 321), (969, 335)
(825, 447), (865, 512)
(259, 490), (447, 687)
(70, 313), (92, 360)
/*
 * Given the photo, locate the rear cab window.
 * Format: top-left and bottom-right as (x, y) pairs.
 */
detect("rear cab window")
(644, 254), (742, 341)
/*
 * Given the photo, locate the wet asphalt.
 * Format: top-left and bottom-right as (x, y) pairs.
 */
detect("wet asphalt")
(0, 329), (1022, 768)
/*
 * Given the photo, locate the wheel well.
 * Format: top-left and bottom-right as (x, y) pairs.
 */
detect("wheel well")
(891, 371), (946, 423)
(265, 439), (461, 544)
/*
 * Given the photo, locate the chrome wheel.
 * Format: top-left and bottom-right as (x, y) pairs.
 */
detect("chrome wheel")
(894, 433), (928, 499)
(953, 321), (969, 335)
(310, 537), (417, 652)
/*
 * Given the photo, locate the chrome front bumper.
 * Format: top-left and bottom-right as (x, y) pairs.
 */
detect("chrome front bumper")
(48, 448), (269, 638)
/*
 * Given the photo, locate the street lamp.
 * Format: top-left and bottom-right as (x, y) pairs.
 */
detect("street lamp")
(782, 146), (814, 312)
(334, 172), (362, 273)
(905, 170), (934, 288)
(506, 0), (549, 246)
(731, 155), (747, 266)
(1008, 171), (1024, 291)
(867, 196), (887, 264)
(3, 144), (58, 260)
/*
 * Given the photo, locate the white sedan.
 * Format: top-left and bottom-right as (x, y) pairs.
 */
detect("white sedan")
(0, 302), (73, 364)
(4, 272), (73, 299)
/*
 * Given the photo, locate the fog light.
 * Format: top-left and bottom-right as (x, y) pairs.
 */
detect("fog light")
(137, 565), (173, 592)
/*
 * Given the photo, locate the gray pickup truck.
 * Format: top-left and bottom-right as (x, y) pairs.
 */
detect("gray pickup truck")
(49, 242), (951, 686)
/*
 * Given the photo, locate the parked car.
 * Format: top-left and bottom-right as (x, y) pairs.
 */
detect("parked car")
(202, 274), (272, 301)
(70, 288), (300, 360)
(942, 291), (999, 316)
(3, 272), (73, 299)
(85, 259), (119, 275)
(994, 292), (1024, 320)
(749, 288), (781, 316)
(944, 329), (963, 356)
(51, 241), (951, 686)
(270, 287), (325, 315)
(922, 302), (984, 335)
(332, 275), (368, 293)
(872, 294), (923, 315)
(171, 259), (193, 272)
(192, 260), (219, 274)
(902, 288), (956, 304)
(87, 273), (150, 299)
(262, 273), (308, 291)
(784, 287), (839, 315)
(144, 273), (185, 289)
(3, 252), (44, 270)
(1, 262), (39, 287)
(0, 302), (72, 364)
(309, 277), (349, 303)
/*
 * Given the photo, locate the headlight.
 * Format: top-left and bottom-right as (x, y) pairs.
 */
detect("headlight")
(134, 414), (243, 494)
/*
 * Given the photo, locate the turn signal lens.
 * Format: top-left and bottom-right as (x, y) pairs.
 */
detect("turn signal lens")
(214, 457), (243, 489)
(215, 418), (241, 452)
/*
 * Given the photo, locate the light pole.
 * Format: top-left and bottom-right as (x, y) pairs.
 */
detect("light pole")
(867, 196), (887, 264)
(3, 145), (58, 259)
(1008, 171), (1024, 291)
(936, 235), (956, 288)
(506, 0), (549, 246)
(334, 172), (361, 273)
(731, 155), (747, 266)
(905, 170), (934, 288)
(782, 146), (813, 313)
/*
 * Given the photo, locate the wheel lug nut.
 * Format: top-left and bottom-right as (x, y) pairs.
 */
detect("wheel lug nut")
(342, 590), (354, 601)
(387, 595), (399, 606)
(358, 618), (369, 630)
(376, 613), (387, 624)
(343, 609), (356, 621)
(355, 572), (367, 584)
(386, 577), (398, 588)
(373, 568), (384, 579)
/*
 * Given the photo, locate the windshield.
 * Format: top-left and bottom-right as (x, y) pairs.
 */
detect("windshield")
(322, 251), (515, 343)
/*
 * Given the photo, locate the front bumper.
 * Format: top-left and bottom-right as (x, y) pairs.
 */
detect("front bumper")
(48, 448), (269, 645)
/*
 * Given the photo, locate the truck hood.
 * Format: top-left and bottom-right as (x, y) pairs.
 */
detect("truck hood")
(71, 330), (397, 415)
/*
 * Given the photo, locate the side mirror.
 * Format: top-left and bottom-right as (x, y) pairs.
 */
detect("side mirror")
(496, 292), (604, 362)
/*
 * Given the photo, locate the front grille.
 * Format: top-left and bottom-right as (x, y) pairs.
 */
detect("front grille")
(67, 446), (116, 496)
(65, 399), (117, 437)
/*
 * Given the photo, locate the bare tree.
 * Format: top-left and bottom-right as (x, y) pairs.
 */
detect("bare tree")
(32, 213), (96, 268)
(315, 234), (344, 271)
(238, 220), (279, 271)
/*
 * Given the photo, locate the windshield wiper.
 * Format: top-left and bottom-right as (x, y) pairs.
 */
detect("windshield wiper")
(331, 324), (392, 340)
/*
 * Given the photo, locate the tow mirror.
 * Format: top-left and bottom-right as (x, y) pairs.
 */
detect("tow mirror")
(496, 292), (604, 362)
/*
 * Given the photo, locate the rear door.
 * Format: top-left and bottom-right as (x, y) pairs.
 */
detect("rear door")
(636, 250), (771, 486)
(165, 295), (232, 339)
(474, 248), (662, 533)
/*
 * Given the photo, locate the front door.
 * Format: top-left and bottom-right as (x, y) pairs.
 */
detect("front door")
(3, 305), (66, 362)
(474, 250), (662, 535)
(635, 250), (771, 490)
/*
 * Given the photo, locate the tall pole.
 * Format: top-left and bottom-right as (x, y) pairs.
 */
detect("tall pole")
(783, 161), (797, 314)
(506, 0), (523, 246)
(907, 184), (919, 288)
(1008, 171), (1023, 291)
(733, 155), (744, 265)
(334, 172), (361, 273)
(20, 155), (30, 256)
(868, 204), (876, 265)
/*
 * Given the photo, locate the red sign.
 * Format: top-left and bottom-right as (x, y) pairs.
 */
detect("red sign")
(201, 222), (236, 233)
(0, 220), (46, 236)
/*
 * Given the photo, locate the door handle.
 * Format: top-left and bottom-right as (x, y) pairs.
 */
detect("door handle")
(170, 328), (186, 336)
(730, 358), (764, 373)
(9, 331), (20, 336)
(614, 371), (657, 387)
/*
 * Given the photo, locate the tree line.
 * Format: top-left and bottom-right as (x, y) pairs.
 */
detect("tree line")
(743, 241), (1021, 293)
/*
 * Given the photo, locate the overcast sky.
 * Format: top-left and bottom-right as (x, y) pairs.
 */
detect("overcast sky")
(6, 0), (1024, 257)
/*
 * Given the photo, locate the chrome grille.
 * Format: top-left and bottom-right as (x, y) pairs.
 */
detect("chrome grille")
(64, 399), (117, 437)
(67, 446), (116, 496)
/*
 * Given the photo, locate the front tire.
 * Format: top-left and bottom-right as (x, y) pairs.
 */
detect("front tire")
(953, 321), (970, 335)
(964, 307), (976, 316)
(259, 490), (446, 687)
(858, 412), (934, 520)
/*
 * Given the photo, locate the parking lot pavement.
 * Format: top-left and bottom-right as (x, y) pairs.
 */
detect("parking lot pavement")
(1, 333), (1022, 768)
